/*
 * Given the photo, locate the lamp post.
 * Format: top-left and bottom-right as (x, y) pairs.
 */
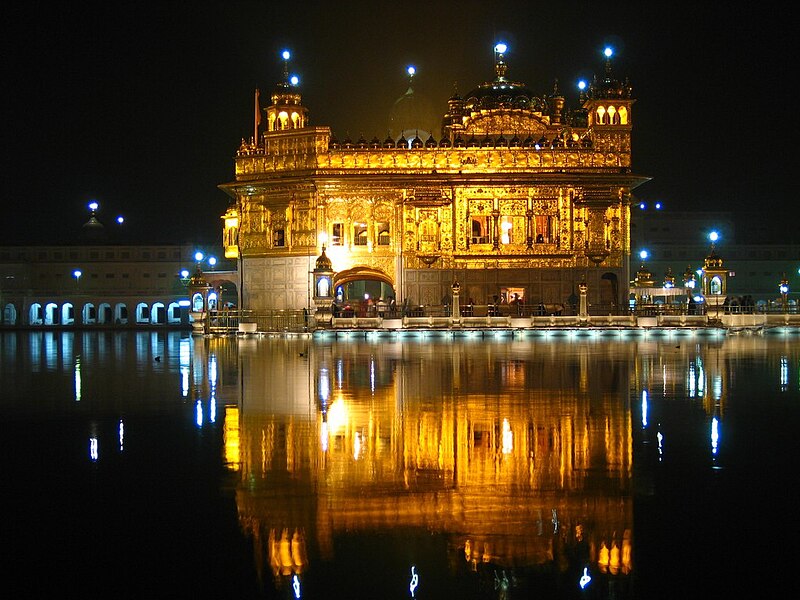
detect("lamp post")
(683, 265), (697, 314)
(312, 244), (335, 328)
(779, 274), (789, 313)
(73, 269), (82, 292)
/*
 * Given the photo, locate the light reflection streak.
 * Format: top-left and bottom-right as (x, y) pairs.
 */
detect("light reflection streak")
(318, 368), (329, 406)
(409, 565), (419, 597)
(89, 437), (98, 461)
(781, 356), (788, 391)
(579, 566), (591, 589)
(292, 574), (301, 598)
(712, 374), (722, 401)
(209, 354), (218, 388)
(657, 429), (663, 460)
(354, 431), (361, 460)
(180, 337), (190, 397)
(501, 418), (513, 454)
(641, 390), (648, 428)
(118, 419), (124, 452)
(320, 420), (328, 452)
(710, 416), (719, 456)
(196, 400), (203, 427)
(74, 356), (82, 401)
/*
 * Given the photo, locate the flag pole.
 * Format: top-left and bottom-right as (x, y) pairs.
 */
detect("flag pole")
(254, 88), (261, 146)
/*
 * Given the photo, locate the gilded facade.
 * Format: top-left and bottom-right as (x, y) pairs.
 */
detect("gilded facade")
(220, 46), (649, 312)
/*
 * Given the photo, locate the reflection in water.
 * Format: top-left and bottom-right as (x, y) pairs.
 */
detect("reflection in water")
(4, 330), (799, 598)
(211, 336), (638, 597)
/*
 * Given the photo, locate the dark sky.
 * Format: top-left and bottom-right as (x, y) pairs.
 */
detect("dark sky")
(2, 2), (793, 245)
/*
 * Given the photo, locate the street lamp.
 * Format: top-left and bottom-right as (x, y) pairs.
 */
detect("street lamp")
(683, 265), (696, 290)
(73, 269), (82, 293)
(779, 274), (789, 313)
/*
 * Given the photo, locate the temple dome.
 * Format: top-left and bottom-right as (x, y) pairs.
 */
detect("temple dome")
(81, 215), (107, 243)
(388, 69), (438, 143)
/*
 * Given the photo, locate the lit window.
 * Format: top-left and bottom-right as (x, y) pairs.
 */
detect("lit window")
(331, 223), (344, 246)
(376, 223), (390, 246)
(273, 229), (285, 247)
(500, 217), (513, 244)
(471, 217), (489, 244)
(353, 223), (368, 246)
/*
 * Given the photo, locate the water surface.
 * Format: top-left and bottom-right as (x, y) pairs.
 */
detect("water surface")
(2, 330), (797, 598)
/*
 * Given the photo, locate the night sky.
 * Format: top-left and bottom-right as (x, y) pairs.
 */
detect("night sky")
(3, 3), (792, 246)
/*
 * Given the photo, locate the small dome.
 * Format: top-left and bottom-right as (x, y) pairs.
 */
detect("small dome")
(315, 246), (333, 271)
(389, 81), (438, 142)
(189, 265), (208, 287)
(81, 215), (107, 243)
(704, 250), (724, 270)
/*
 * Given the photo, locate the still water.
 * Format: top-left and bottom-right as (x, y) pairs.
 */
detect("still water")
(2, 329), (798, 599)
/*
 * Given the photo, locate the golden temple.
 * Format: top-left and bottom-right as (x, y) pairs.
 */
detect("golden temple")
(220, 44), (649, 313)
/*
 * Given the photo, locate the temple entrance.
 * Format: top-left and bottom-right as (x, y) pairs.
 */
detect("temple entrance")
(332, 268), (395, 317)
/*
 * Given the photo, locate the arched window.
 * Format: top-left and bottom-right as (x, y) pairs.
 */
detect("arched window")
(618, 106), (628, 125)
(353, 223), (368, 246)
(710, 276), (722, 295)
(596, 106), (607, 125)
(192, 293), (204, 312)
(331, 223), (344, 246)
(471, 218), (489, 244)
(278, 111), (289, 130)
(607, 106), (618, 125)
(376, 223), (390, 246)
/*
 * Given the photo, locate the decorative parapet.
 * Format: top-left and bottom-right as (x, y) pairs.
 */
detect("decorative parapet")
(236, 146), (631, 177)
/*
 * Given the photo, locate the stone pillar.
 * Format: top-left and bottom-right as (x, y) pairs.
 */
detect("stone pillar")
(450, 280), (462, 327)
(578, 281), (589, 322)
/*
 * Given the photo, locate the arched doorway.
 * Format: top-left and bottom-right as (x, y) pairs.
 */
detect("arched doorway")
(333, 267), (395, 316)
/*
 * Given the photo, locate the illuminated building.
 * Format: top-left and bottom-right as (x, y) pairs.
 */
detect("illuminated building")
(220, 45), (649, 314)
(0, 208), (236, 328)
